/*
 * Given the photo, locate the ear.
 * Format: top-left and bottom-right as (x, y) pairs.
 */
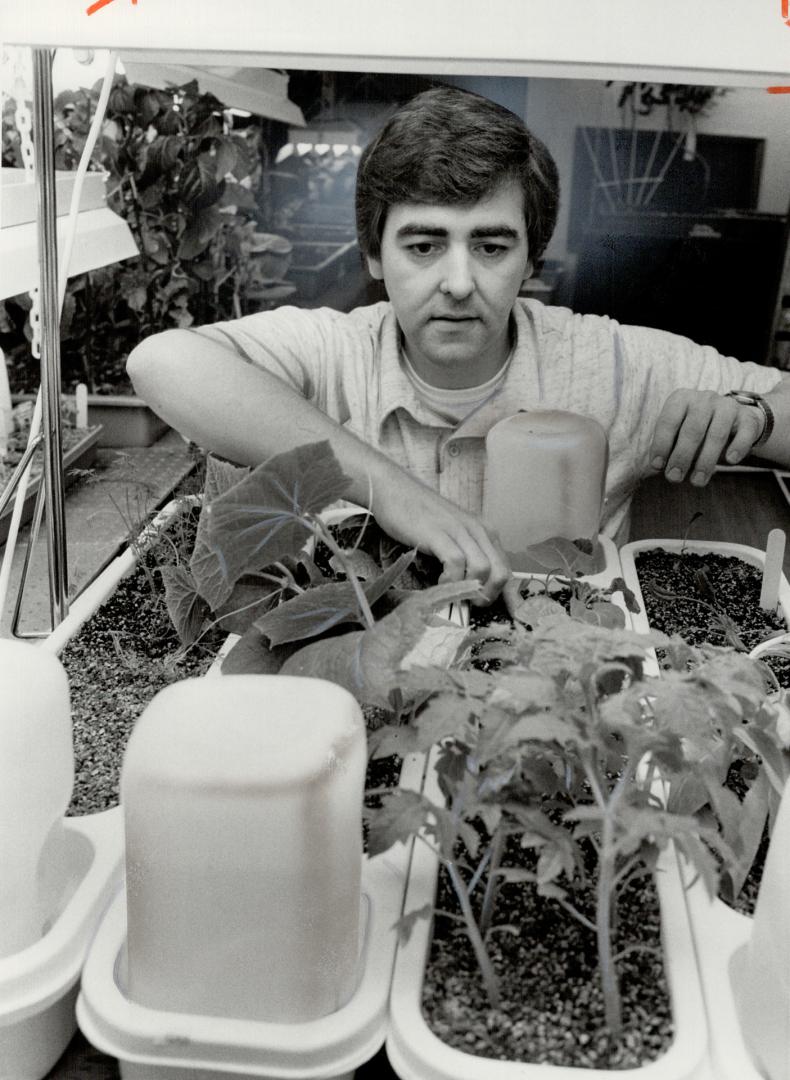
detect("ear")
(521, 259), (534, 288)
(366, 254), (384, 281)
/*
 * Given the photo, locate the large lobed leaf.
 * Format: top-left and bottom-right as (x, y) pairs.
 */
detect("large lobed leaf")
(190, 456), (251, 609)
(279, 580), (482, 709)
(202, 441), (352, 601)
(253, 551), (414, 646)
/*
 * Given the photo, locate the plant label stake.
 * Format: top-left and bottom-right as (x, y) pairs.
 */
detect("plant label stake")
(760, 528), (786, 611)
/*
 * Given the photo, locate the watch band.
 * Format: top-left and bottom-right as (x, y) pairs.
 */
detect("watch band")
(724, 390), (775, 449)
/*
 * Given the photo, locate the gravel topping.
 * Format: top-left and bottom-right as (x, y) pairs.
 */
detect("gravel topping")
(423, 849), (672, 1069)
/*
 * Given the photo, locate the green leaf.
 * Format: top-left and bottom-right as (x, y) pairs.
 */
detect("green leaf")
(211, 137), (238, 180)
(254, 551), (414, 646)
(190, 458), (252, 609)
(367, 723), (421, 759)
(573, 599), (626, 629)
(177, 206), (226, 260)
(204, 441), (352, 594)
(393, 903), (433, 944)
(220, 623), (303, 675)
(365, 788), (436, 856)
(510, 593), (568, 627)
(608, 577), (641, 614)
(160, 564), (210, 645)
(414, 694), (476, 751)
(179, 154), (222, 208)
(729, 770), (769, 899)
(517, 536), (602, 576)
(279, 580), (481, 708)
(214, 575), (284, 635)
(329, 547), (380, 580)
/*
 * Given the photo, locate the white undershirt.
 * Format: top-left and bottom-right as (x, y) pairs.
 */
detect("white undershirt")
(402, 354), (512, 424)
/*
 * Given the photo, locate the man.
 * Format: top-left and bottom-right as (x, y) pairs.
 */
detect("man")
(128, 87), (790, 603)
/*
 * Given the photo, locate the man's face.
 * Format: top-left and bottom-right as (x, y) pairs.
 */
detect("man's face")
(366, 180), (533, 389)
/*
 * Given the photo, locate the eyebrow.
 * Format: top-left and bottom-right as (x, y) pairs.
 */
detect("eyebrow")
(394, 224), (521, 240)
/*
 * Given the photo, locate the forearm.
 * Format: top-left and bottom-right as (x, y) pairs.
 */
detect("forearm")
(751, 374), (790, 469)
(128, 327), (510, 600)
(127, 328), (420, 510)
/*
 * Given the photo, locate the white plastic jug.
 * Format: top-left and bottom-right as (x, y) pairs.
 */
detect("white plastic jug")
(0, 639), (74, 958)
(483, 410), (609, 571)
(122, 674), (366, 1023)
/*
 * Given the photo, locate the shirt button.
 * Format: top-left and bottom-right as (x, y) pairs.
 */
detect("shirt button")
(448, 443), (460, 457)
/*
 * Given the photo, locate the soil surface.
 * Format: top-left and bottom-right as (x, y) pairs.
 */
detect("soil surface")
(635, 547), (788, 916)
(423, 847), (672, 1069)
(635, 548), (790, 688)
(1, 424), (99, 489)
(63, 506), (404, 818)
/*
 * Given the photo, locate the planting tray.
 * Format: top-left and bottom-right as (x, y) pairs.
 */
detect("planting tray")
(86, 396), (169, 449)
(386, 748), (711, 1080)
(619, 538), (790, 676)
(45, 498), (426, 1076)
(12, 394), (170, 448)
(0, 426), (102, 545)
(0, 808), (124, 1080)
(77, 827), (420, 1080)
(619, 538), (790, 1079)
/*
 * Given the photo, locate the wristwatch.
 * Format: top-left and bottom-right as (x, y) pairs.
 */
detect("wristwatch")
(724, 390), (775, 449)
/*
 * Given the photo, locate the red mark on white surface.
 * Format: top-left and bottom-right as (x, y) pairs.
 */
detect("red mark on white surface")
(86, 0), (137, 15)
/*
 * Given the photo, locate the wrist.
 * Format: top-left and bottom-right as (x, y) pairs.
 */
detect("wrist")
(724, 390), (774, 449)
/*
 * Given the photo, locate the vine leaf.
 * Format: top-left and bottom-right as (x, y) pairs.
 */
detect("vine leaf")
(254, 551), (414, 646)
(160, 564), (211, 645)
(203, 440), (352, 598)
(279, 580), (481, 708)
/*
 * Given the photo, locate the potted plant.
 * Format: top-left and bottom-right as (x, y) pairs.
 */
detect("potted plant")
(2, 76), (293, 446)
(41, 440), (471, 1076)
(619, 533), (790, 1078)
(0, 397), (102, 544)
(366, 584), (787, 1076)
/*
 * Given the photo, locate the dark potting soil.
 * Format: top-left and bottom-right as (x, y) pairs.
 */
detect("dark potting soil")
(423, 852), (672, 1069)
(635, 548), (787, 917)
(634, 548), (790, 688)
(63, 511), (404, 819)
(62, 554), (224, 816)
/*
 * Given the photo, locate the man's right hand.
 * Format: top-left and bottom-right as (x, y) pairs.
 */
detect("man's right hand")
(368, 475), (510, 605)
(128, 331), (510, 603)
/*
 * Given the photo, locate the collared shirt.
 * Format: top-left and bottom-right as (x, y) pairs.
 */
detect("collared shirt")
(193, 299), (782, 543)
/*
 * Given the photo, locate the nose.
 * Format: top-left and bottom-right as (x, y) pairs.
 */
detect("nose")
(440, 247), (475, 300)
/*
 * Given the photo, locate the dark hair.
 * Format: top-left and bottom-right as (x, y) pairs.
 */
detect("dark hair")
(355, 86), (559, 263)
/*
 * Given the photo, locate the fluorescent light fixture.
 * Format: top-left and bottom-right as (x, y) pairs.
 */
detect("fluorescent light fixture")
(120, 54), (306, 126)
(0, 169), (138, 300)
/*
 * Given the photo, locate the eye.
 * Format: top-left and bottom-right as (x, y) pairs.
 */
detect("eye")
(406, 241), (440, 257)
(476, 243), (508, 258)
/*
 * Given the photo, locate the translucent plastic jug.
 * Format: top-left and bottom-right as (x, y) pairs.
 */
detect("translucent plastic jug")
(483, 410), (609, 572)
(122, 674), (367, 1023)
(0, 640), (74, 958)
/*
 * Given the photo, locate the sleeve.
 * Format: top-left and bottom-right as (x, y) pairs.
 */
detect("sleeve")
(187, 305), (351, 418)
(614, 322), (783, 468)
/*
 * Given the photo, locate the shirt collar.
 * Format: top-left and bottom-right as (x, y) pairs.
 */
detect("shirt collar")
(377, 300), (542, 438)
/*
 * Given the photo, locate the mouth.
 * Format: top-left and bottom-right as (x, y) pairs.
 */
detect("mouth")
(430, 315), (479, 324)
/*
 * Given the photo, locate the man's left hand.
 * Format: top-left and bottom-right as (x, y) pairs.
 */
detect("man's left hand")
(647, 389), (763, 486)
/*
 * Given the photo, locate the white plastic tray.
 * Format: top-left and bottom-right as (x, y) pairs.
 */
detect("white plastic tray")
(618, 537), (790, 1080)
(386, 748), (711, 1080)
(76, 823), (421, 1080)
(0, 808), (124, 1080)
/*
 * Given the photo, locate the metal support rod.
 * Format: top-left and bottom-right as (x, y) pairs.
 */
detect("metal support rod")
(0, 432), (44, 518)
(32, 48), (69, 627)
